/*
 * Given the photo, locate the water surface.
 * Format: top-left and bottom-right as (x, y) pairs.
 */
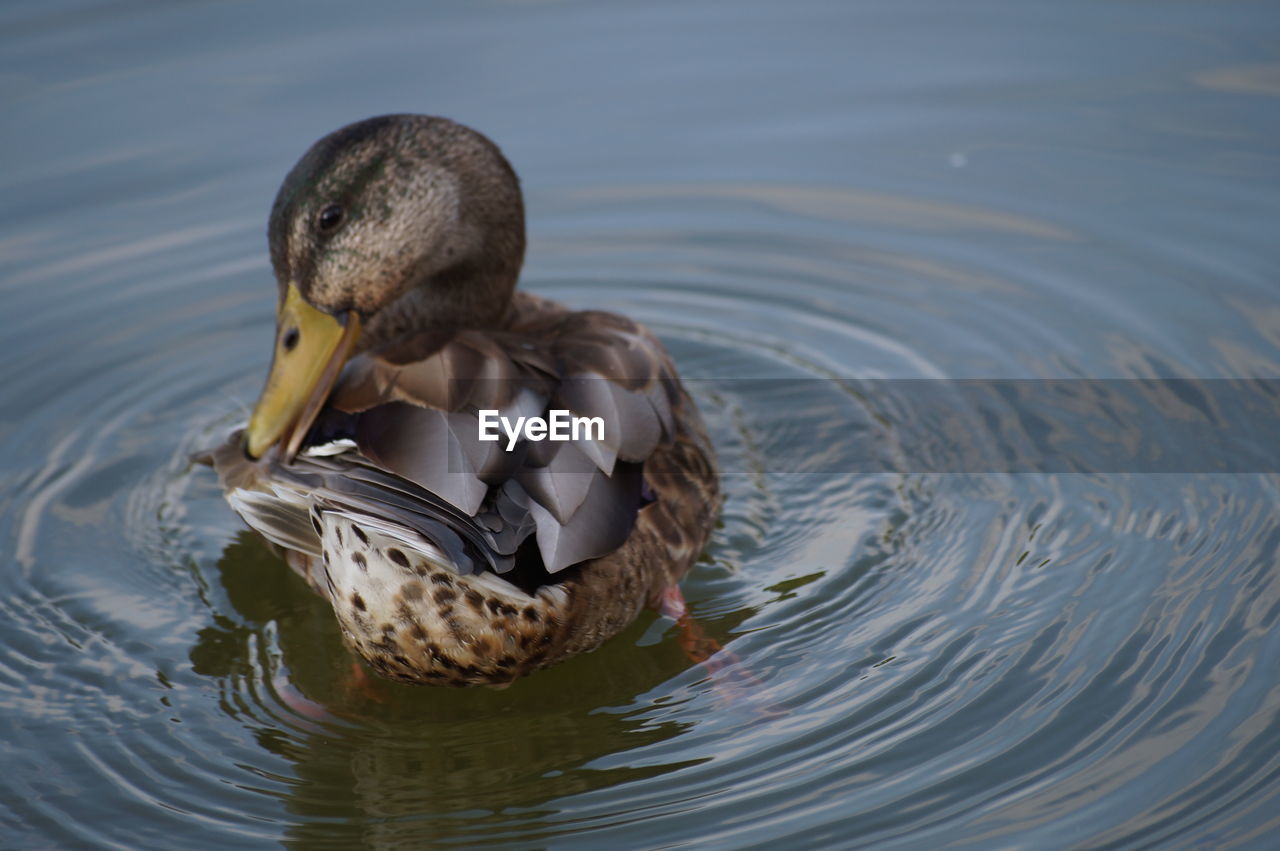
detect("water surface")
(2, 0), (1280, 847)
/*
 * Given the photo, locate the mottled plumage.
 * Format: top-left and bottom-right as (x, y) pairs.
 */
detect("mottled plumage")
(203, 115), (719, 685)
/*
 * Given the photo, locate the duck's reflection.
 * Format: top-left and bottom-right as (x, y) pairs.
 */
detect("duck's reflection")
(191, 532), (716, 847)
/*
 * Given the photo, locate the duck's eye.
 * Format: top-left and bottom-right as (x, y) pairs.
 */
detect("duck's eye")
(317, 204), (344, 232)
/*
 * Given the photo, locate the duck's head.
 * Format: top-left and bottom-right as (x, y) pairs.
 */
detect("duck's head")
(244, 114), (525, 460)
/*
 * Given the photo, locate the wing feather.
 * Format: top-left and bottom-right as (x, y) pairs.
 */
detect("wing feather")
(215, 292), (705, 576)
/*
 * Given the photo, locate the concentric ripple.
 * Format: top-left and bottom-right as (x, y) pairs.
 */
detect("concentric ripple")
(6, 168), (1279, 847)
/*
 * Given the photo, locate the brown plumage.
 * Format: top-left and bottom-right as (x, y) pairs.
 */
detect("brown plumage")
(203, 115), (719, 686)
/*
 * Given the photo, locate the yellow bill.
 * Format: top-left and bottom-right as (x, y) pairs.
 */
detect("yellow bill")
(245, 283), (361, 461)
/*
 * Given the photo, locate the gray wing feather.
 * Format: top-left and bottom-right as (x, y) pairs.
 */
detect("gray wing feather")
(219, 295), (687, 576)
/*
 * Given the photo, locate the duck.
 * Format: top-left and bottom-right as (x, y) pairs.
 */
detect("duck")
(203, 114), (720, 686)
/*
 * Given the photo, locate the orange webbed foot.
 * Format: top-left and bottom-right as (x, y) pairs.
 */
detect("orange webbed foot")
(656, 585), (785, 719)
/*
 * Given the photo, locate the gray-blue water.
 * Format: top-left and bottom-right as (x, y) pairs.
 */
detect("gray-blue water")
(2, 1), (1279, 847)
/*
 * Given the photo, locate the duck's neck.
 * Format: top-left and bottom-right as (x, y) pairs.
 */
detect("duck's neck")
(361, 262), (519, 364)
